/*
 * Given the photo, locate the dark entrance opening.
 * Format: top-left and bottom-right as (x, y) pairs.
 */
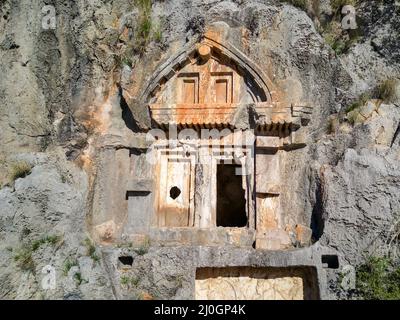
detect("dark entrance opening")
(216, 164), (247, 227)
(321, 255), (339, 269)
(118, 256), (134, 266)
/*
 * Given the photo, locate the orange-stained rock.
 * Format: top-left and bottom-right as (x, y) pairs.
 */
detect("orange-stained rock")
(141, 292), (154, 300)
(295, 224), (312, 246)
(94, 220), (117, 243)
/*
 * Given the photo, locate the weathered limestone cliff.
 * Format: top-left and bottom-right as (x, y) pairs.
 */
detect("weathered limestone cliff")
(0, 0), (399, 300)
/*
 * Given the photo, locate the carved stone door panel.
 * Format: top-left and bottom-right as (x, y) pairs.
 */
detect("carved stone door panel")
(158, 157), (193, 227)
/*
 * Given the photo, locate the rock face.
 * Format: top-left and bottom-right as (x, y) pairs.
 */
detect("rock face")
(0, 152), (114, 299)
(0, 0), (399, 300)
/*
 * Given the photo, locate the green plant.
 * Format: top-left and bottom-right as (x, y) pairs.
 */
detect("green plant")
(133, 0), (153, 54)
(322, 20), (343, 51)
(31, 235), (62, 251)
(323, 24), (359, 55)
(63, 258), (78, 276)
(120, 275), (140, 288)
(153, 21), (163, 43)
(122, 56), (133, 67)
(14, 234), (62, 271)
(9, 161), (31, 182)
(134, 237), (150, 255)
(120, 275), (130, 286)
(319, 1), (361, 55)
(129, 0), (165, 55)
(346, 92), (370, 113)
(375, 79), (399, 103)
(356, 256), (400, 300)
(347, 110), (359, 125)
(73, 272), (87, 285)
(84, 238), (100, 262)
(14, 246), (34, 271)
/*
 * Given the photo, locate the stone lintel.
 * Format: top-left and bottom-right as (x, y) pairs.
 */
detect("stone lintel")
(256, 183), (281, 195)
(256, 136), (281, 148)
(126, 179), (153, 193)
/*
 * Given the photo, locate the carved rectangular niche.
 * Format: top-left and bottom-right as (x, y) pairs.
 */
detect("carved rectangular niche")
(195, 267), (320, 300)
(178, 73), (199, 104)
(126, 191), (152, 234)
(211, 72), (233, 103)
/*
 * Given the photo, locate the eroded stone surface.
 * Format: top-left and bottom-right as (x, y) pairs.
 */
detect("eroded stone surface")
(0, 0), (399, 300)
(196, 268), (304, 300)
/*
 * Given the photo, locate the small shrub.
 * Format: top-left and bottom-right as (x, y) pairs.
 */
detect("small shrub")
(14, 246), (34, 271)
(120, 275), (140, 288)
(9, 161), (31, 182)
(347, 110), (359, 125)
(63, 258), (78, 276)
(323, 22), (360, 55)
(14, 234), (62, 271)
(31, 235), (62, 251)
(46, 235), (62, 245)
(73, 272), (87, 285)
(31, 240), (42, 251)
(346, 92), (370, 113)
(129, 0), (164, 55)
(322, 20), (342, 49)
(84, 238), (100, 262)
(356, 256), (400, 300)
(332, 38), (347, 55)
(153, 21), (163, 43)
(375, 79), (399, 103)
(133, 0), (153, 54)
(345, 92), (370, 125)
(134, 237), (150, 256)
(120, 275), (129, 286)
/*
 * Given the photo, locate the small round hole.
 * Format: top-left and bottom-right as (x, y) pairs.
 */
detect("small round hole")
(170, 186), (181, 200)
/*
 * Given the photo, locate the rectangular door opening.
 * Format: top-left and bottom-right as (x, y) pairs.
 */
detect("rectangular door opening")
(216, 164), (247, 227)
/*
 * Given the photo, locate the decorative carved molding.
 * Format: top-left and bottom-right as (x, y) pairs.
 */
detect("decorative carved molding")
(140, 35), (276, 105)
